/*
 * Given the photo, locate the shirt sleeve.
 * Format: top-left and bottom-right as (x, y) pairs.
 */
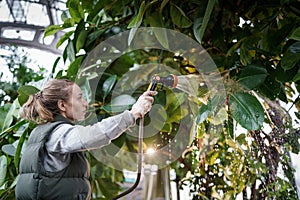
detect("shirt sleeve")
(46, 110), (135, 153)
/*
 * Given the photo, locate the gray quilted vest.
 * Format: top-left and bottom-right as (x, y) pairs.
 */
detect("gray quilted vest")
(15, 115), (91, 200)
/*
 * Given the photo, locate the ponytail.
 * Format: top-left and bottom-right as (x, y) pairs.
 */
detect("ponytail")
(20, 79), (74, 124)
(20, 92), (53, 124)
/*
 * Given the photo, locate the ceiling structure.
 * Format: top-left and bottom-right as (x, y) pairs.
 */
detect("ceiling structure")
(0, 0), (66, 54)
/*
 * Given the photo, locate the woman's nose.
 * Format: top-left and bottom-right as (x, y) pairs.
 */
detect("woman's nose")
(83, 99), (88, 107)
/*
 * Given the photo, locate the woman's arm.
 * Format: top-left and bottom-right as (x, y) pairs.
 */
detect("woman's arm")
(46, 110), (135, 153)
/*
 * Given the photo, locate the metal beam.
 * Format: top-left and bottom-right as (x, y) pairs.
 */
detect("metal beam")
(0, 22), (63, 54)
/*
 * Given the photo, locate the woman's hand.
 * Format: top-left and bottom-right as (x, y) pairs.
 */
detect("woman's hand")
(130, 91), (157, 119)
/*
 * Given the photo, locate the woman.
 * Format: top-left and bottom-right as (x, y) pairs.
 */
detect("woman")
(15, 79), (156, 200)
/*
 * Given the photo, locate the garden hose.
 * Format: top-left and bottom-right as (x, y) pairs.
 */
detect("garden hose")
(112, 74), (177, 199)
(112, 116), (144, 200)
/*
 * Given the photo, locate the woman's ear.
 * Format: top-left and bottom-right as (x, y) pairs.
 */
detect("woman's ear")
(57, 100), (66, 112)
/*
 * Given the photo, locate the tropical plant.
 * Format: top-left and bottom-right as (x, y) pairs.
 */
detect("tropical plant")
(0, 45), (46, 199)
(1, 0), (300, 199)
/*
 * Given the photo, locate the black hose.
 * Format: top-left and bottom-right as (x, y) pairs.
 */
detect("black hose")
(112, 116), (144, 200)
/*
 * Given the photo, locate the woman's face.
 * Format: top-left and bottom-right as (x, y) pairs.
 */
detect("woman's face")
(60, 84), (88, 121)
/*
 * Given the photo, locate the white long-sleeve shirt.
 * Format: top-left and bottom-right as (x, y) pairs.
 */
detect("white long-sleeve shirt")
(43, 110), (135, 172)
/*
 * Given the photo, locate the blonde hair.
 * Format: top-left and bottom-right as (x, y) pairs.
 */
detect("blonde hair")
(20, 79), (74, 124)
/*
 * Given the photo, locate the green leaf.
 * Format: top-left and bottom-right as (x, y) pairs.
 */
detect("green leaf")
(81, 0), (94, 12)
(293, 68), (300, 82)
(66, 40), (76, 63)
(17, 85), (40, 106)
(67, 56), (84, 80)
(51, 57), (61, 76)
(43, 25), (63, 38)
(148, 12), (169, 49)
(2, 143), (16, 156)
(102, 95), (136, 113)
(239, 64), (268, 89)
(193, 0), (215, 42)
(281, 50), (300, 71)
(160, 0), (169, 13)
(276, 64), (299, 82)
(102, 75), (117, 100)
(14, 124), (28, 170)
(76, 30), (88, 52)
(2, 99), (20, 132)
(86, 29), (106, 47)
(56, 30), (74, 48)
(229, 93), (264, 130)
(62, 18), (76, 28)
(0, 156), (7, 186)
(289, 27), (300, 41)
(197, 104), (211, 124)
(87, 0), (110, 22)
(0, 120), (27, 137)
(67, 0), (84, 23)
(193, 15), (203, 44)
(170, 4), (192, 28)
(196, 94), (225, 124)
(258, 76), (282, 100)
(128, 1), (146, 28)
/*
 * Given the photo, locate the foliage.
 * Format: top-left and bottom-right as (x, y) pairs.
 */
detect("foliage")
(0, 45), (45, 104)
(0, 45), (46, 199)
(1, 0), (300, 199)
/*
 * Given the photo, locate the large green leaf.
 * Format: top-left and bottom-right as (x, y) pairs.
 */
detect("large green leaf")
(0, 155), (7, 186)
(102, 75), (117, 100)
(170, 3), (192, 28)
(17, 85), (40, 106)
(229, 93), (264, 130)
(148, 12), (169, 49)
(239, 64), (268, 89)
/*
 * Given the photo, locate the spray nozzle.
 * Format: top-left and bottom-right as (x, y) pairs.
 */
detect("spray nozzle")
(148, 74), (178, 91)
